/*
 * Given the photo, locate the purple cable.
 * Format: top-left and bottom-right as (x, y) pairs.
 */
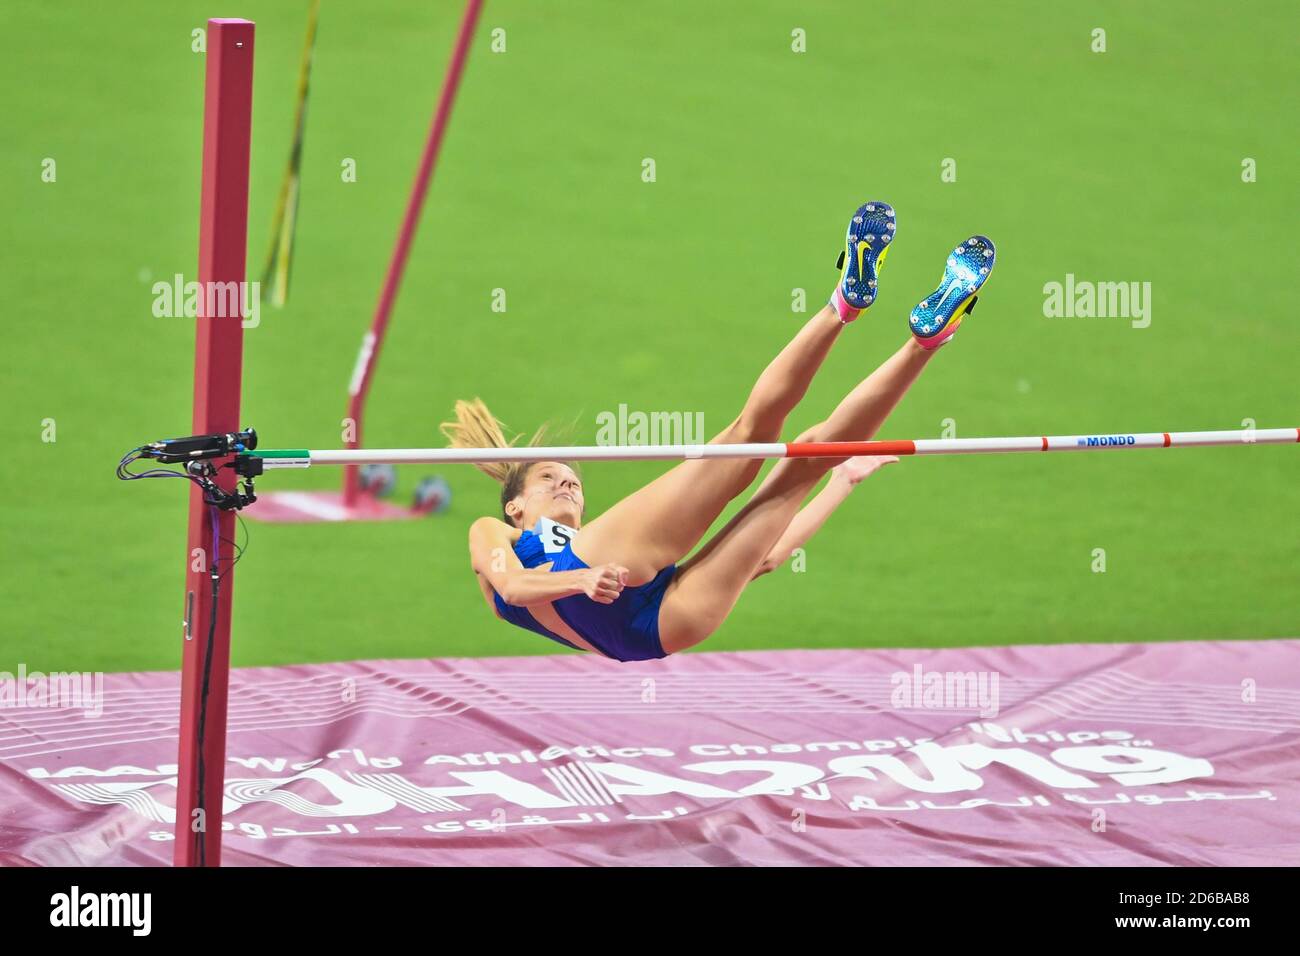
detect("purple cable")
(208, 505), (220, 571)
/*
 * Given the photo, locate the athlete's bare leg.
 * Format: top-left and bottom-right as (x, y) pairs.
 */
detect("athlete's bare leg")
(658, 337), (934, 649)
(573, 304), (849, 582)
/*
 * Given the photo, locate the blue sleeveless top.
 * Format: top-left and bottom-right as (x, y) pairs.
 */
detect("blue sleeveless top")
(491, 517), (583, 651)
(490, 517), (675, 662)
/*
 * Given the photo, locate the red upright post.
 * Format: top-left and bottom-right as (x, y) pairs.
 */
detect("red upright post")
(342, 0), (483, 507)
(175, 17), (255, 867)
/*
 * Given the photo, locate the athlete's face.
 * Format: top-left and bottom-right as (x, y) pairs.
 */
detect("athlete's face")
(508, 461), (584, 529)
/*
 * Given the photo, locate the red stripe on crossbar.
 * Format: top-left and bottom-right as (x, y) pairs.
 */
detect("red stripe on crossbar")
(1163, 433), (1171, 447)
(785, 440), (918, 458)
(1041, 436), (1048, 450)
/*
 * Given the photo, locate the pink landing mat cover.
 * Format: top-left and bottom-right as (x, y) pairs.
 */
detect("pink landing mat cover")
(1, 640), (1297, 866)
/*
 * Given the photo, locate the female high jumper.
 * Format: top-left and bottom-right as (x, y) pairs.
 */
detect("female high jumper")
(441, 202), (995, 662)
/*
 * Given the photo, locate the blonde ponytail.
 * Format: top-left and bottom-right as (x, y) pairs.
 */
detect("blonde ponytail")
(439, 397), (538, 483)
(440, 398), (574, 525)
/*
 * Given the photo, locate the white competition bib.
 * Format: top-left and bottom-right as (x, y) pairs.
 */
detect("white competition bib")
(533, 516), (578, 556)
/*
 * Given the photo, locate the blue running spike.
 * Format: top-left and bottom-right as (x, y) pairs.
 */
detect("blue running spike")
(909, 235), (995, 348)
(830, 201), (896, 323)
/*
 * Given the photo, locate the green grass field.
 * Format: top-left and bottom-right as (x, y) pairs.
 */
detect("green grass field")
(1, 0), (1295, 673)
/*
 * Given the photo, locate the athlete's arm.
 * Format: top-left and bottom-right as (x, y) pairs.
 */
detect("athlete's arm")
(750, 456), (898, 580)
(475, 571), (502, 616)
(469, 516), (628, 606)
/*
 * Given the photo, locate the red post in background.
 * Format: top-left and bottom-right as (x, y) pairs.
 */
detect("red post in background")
(342, 0), (483, 507)
(176, 18), (254, 867)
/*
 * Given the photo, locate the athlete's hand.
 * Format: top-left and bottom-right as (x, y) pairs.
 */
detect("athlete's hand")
(582, 564), (629, 604)
(832, 454), (899, 487)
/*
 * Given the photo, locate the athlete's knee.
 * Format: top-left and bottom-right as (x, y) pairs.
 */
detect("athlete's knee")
(709, 414), (744, 444)
(768, 456), (832, 494)
(730, 408), (783, 444)
(793, 420), (827, 443)
(786, 422), (845, 475)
